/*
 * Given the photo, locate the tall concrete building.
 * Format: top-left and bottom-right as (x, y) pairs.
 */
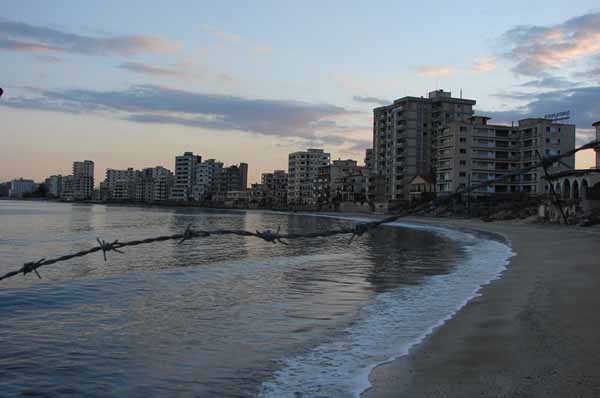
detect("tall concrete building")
(433, 116), (575, 195)
(287, 148), (330, 205)
(170, 152), (202, 201)
(193, 159), (223, 201)
(72, 160), (94, 200)
(372, 90), (475, 201)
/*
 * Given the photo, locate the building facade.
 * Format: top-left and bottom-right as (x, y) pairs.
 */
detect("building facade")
(287, 149), (330, 205)
(192, 159), (223, 201)
(170, 152), (202, 201)
(433, 116), (576, 195)
(213, 163), (248, 195)
(72, 160), (94, 200)
(44, 175), (63, 197)
(316, 159), (367, 203)
(261, 170), (288, 205)
(9, 178), (35, 198)
(372, 90), (475, 201)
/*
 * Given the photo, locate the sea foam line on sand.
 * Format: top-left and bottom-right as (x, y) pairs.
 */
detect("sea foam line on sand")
(259, 218), (514, 398)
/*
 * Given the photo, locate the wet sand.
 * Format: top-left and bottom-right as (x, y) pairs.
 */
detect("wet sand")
(363, 217), (600, 398)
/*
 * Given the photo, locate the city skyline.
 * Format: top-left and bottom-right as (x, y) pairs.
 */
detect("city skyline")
(1, 1), (600, 184)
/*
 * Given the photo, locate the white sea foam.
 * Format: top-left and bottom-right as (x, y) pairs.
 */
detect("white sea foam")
(258, 220), (514, 398)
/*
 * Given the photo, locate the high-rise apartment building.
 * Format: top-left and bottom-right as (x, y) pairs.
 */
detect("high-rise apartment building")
(193, 159), (223, 201)
(433, 116), (575, 195)
(372, 90), (475, 201)
(170, 152), (202, 201)
(287, 149), (330, 205)
(72, 160), (94, 200)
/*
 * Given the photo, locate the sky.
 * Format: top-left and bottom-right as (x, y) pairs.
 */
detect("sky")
(1, 0), (599, 184)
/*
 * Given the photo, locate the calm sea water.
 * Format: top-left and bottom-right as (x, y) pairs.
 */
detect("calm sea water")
(0, 201), (512, 397)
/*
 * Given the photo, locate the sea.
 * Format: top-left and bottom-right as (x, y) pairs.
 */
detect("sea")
(0, 200), (513, 397)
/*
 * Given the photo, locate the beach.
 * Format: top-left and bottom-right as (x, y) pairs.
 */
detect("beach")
(364, 217), (600, 397)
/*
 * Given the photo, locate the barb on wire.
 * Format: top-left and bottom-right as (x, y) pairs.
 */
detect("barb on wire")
(96, 238), (125, 261)
(256, 226), (287, 244)
(1, 140), (599, 283)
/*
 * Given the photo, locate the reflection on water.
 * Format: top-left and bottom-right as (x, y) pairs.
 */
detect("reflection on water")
(0, 201), (465, 397)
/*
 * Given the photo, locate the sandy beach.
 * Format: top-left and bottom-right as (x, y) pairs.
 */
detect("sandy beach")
(361, 217), (600, 397)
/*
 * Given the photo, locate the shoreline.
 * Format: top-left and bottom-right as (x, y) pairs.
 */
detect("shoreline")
(362, 217), (600, 398)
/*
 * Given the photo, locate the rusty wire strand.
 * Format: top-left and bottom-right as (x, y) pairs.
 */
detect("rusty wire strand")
(1, 140), (598, 282)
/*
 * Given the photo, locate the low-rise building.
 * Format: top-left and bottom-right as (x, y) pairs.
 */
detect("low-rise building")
(9, 178), (35, 198)
(261, 170), (287, 205)
(44, 175), (63, 197)
(316, 159), (368, 204)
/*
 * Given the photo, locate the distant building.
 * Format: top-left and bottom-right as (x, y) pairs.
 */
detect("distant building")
(9, 178), (35, 198)
(72, 160), (94, 200)
(44, 175), (63, 197)
(261, 170), (288, 205)
(214, 163), (248, 194)
(287, 149), (330, 205)
(193, 159), (223, 201)
(170, 152), (202, 201)
(60, 175), (74, 200)
(317, 159), (367, 204)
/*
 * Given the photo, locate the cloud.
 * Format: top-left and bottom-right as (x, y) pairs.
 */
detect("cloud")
(574, 66), (600, 81)
(200, 23), (272, 55)
(199, 24), (241, 43)
(0, 18), (180, 56)
(251, 45), (273, 54)
(472, 58), (496, 73)
(1, 85), (360, 144)
(481, 86), (600, 129)
(353, 96), (389, 106)
(117, 61), (190, 77)
(416, 66), (454, 77)
(35, 55), (62, 63)
(518, 76), (580, 89)
(502, 12), (600, 76)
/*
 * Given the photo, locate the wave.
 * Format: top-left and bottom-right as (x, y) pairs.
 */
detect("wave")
(258, 220), (514, 398)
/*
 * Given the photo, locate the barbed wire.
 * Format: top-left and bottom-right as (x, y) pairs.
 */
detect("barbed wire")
(1, 140), (598, 282)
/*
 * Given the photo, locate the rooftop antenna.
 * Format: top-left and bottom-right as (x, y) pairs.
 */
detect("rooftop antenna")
(460, 88), (462, 99)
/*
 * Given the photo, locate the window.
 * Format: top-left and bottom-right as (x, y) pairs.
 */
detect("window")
(459, 148), (466, 154)
(459, 160), (467, 166)
(459, 137), (466, 143)
(459, 172), (466, 177)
